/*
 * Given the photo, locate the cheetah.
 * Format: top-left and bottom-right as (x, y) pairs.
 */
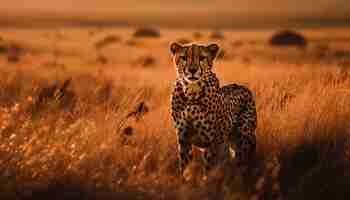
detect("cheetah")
(170, 42), (257, 176)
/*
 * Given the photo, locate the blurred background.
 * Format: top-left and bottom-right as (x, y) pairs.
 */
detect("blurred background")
(1, 1), (350, 200)
(1, 0), (349, 29)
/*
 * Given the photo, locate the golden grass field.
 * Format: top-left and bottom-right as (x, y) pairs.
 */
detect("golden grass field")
(0, 26), (350, 200)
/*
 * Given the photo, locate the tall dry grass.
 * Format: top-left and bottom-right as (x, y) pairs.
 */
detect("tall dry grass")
(0, 28), (350, 200)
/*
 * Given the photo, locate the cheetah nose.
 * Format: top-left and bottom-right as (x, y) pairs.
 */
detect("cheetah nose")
(189, 68), (197, 74)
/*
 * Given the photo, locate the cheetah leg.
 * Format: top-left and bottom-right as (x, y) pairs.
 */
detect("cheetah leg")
(176, 128), (193, 176)
(228, 127), (256, 166)
(202, 143), (219, 174)
(234, 133), (256, 175)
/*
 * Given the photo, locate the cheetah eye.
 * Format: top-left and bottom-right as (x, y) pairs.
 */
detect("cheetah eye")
(179, 56), (187, 61)
(199, 56), (206, 61)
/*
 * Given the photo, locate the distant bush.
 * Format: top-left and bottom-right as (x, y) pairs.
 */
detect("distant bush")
(0, 41), (24, 63)
(125, 39), (137, 46)
(269, 30), (307, 47)
(95, 35), (121, 49)
(133, 27), (161, 38)
(7, 43), (23, 63)
(0, 43), (7, 54)
(135, 55), (157, 67)
(96, 55), (108, 64)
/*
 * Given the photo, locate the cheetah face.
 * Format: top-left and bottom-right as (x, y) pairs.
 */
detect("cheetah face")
(170, 42), (219, 83)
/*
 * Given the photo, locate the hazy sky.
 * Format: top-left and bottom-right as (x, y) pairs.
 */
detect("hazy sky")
(2, 0), (349, 18)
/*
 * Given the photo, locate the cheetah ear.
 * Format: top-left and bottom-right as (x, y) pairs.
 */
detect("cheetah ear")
(170, 42), (182, 55)
(206, 43), (219, 59)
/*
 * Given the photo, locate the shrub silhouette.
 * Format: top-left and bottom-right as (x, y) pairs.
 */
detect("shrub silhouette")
(269, 30), (307, 47)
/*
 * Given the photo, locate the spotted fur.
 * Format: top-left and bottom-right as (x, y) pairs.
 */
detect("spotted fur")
(170, 42), (257, 176)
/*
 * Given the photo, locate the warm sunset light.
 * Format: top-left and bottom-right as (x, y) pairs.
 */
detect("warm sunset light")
(0, 0), (349, 28)
(0, 1), (349, 200)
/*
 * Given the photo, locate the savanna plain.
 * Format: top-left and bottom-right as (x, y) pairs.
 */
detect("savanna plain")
(0, 26), (350, 200)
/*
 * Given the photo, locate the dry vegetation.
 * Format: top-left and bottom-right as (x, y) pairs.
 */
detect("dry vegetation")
(0, 27), (350, 200)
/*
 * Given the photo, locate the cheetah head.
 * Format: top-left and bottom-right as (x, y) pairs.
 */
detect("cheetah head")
(170, 42), (219, 83)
